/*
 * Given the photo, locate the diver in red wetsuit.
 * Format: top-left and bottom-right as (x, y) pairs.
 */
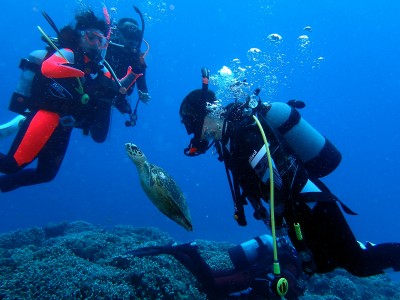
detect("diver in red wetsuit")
(0, 10), (135, 192)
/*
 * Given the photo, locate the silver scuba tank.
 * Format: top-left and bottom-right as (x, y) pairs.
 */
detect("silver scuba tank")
(228, 235), (274, 270)
(265, 102), (342, 178)
(9, 49), (48, 114)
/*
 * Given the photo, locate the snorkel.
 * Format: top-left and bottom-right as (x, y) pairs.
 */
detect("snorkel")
(109, 5), (146, 54)
(133, 5), (145, 51)
(42, 11), (60, 36)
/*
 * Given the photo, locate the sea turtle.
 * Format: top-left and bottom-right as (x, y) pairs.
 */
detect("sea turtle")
(125, 143), (193, 231)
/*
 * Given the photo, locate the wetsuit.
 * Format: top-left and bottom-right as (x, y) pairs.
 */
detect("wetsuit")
(0, 48), (130, 192)
(125, 237), (305, 299)
(217, 103), (400, 277)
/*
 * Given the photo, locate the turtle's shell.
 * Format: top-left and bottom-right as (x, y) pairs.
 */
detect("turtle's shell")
(126, 143), (193, 231)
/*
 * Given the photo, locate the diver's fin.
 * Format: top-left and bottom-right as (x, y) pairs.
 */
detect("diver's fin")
(126, 246), (167, 257)
(132, 5), (145, 50)
(0, 115), (26, 139)
(126, 242), (198, 257)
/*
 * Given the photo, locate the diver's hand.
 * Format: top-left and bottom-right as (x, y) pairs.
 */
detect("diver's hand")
(138, 90), (151, 103)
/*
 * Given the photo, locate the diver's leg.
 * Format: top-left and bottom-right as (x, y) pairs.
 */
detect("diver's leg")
(128, 243), (225, 298)
(0, 113), (35, 174)
(0, 116), (71, 192)
(129, 243), (216, 287)
(289, 199), (400, 277)
(89, 102), (111, 143)
(286, 199), (357, 274)
(309, 201), (360, 273)
(344, 242), (400, 277)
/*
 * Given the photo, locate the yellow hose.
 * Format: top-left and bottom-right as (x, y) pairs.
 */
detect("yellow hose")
(252, 115), (280, 276)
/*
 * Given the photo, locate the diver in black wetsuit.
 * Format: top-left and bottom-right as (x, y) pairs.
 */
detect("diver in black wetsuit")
(125, 235), (306, 299)
(178, 70), (400, 280)
(106, 16), (151, 103)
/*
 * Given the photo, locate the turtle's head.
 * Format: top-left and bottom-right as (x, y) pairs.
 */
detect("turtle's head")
(125, 143), (146, 165)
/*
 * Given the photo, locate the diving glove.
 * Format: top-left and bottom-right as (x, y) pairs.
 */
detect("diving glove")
(138, 90), (151, 103)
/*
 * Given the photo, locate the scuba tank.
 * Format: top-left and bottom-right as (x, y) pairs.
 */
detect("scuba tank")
(228, 235), (274, 270)
(264, 102), (341, 178)
(9, 49), (48, 115)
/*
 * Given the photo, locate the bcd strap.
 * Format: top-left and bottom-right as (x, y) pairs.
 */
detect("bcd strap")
(277, 106), (301, 136)
(254, 110), (283, 150)
(19, 58), (41, 72)
(299, 191), (357, 215)
(215, 140), (247, 226)
(301, 177), (358, 215)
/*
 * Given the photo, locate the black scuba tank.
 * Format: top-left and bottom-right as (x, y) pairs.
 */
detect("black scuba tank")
(9, 49), (49, 115)
(264, 102), (342, 178)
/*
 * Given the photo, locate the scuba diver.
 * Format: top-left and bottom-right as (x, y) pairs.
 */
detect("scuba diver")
(179, 68), (400, 282)
(106, 8), (150, 127)
(0, 5), (150, 136)
(0, 9), (136, 192)
(123, 235), (306, 299)
(107, 12), (151, 104)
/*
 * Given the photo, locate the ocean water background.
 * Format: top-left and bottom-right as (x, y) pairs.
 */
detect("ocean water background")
(0, 0), (399, 258)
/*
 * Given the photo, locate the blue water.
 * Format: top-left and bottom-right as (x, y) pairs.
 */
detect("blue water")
(0, 0), (400, 250)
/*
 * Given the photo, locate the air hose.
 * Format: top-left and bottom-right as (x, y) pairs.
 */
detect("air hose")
(252, 115), (289, 298)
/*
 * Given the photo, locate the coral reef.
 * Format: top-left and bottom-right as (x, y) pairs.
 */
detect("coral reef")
(0, 221), (206, 299)
(303, 268), (400, 300)
(0, 221), (399, 299)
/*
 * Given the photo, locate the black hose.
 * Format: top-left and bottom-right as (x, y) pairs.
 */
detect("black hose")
(42, 11), (60, 35)
(133, 5), (145, 50)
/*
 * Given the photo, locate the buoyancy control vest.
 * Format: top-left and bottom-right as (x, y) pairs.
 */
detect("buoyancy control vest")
(9, 47), (115, 129)
(8, 38), (88, 117)
(29, 49), (90, 116)
(217, 101), (300, 227)
(217, 98), (342, 226)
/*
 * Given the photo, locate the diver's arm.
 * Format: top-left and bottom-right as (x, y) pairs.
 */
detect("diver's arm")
(136, 66), (148, 94)
(41, 48), (85, 78)
(133, 58), (150, 101)
(118, 66), (143, 92)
